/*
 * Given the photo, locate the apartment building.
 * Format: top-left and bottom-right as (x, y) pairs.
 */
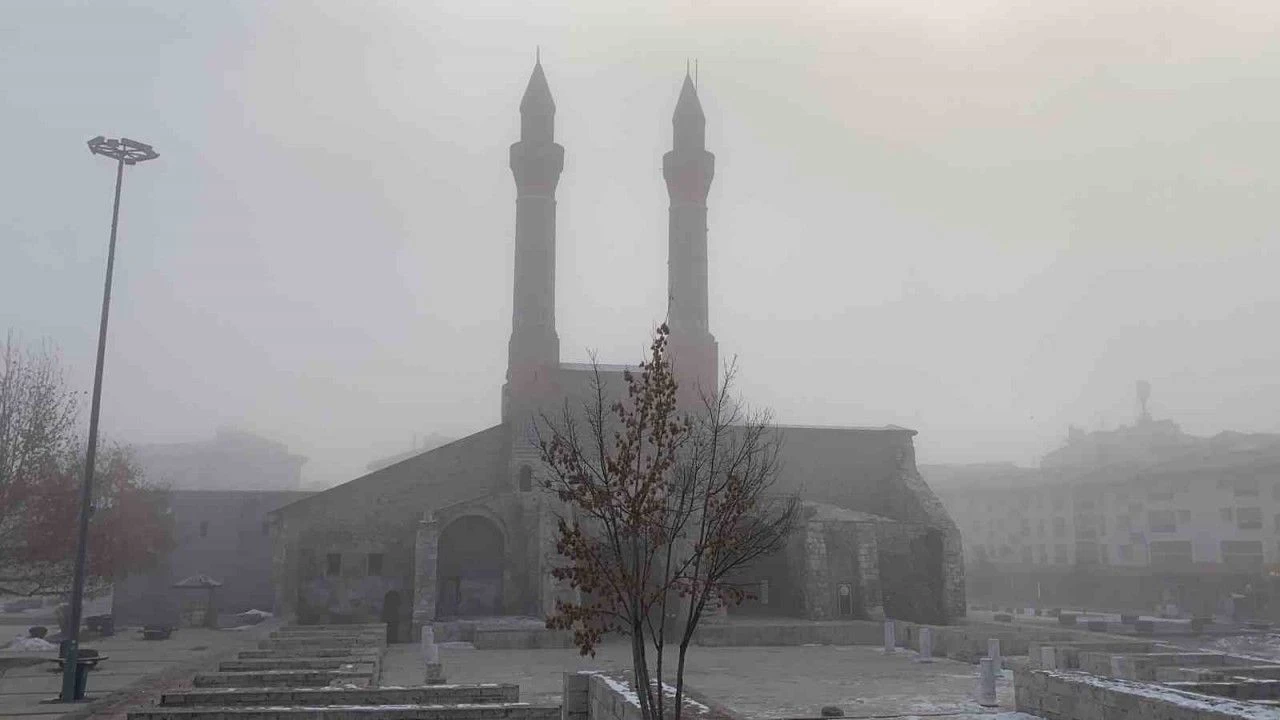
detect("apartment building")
(928, 418), (1280, 574)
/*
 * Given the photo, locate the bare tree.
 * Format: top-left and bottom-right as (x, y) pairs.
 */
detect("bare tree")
(0, 333), (173, 598)
(537, 325), (798, 720)
(0, 334), (79, 596)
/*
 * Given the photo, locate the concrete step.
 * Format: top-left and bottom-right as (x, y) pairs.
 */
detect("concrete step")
(238, 645), (381, 655)
(159, 684), (520, 708)
(259, 638), (384, 651)
(192, 668), (373, 688)
(270, 630), (386, 639)
(277, 624), (387, 633)
(129, 703), (560, 720)
(219, 657), (377, 672)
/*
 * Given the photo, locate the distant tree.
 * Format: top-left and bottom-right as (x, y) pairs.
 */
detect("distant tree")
(537, 325), (799, 720)
(0, 334), (173, 597)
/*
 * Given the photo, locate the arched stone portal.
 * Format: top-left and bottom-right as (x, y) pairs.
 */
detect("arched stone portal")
(436, 515), (505, 617)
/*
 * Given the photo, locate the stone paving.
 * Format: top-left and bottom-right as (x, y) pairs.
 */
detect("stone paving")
(381, 640), (1018, 718)
(0, 622), (277, 719)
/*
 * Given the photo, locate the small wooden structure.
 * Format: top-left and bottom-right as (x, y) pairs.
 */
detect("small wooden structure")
(172, 574), (222, 629)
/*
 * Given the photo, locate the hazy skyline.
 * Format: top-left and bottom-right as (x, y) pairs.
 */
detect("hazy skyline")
(4, 0), (1279, 487)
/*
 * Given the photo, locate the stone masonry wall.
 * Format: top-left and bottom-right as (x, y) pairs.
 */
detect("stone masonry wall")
(1013, 666), (1278, 720)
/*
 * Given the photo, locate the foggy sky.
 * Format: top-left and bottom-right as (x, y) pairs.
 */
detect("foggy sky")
(3, 0), (1279, 488)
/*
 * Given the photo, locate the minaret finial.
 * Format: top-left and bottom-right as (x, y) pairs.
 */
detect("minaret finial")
(536, 45), (541, 64)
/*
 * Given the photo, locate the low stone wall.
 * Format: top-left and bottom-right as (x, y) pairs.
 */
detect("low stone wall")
(1028, 640), (1164, 670)
(564, 671), (734, 720)
(692, 621), (882, 648)
(191, 668), (373, 688)
(161, 684), (520, 708)
(1077, 652), (1254, 681)
(129, 703), (562, 719)
(474, 628), (575, 650)
(893, 620), (1104, 662)
(1158, 666), (1280, 683)
(1164, 680), (1280, 702)
(1013, 666), (1277, 720)
(691, 617), (1105, 663)
(218, 657), (377, 671)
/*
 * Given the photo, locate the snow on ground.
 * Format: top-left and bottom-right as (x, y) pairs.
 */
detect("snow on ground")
(2, 635), (56, 651)
(1207, 633), (1280, 662)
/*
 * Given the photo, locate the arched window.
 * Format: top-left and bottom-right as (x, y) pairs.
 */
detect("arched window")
(518, 465), (533, 492)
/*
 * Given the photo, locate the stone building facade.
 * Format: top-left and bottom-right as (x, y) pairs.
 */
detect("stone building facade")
(269, 61), (964, 639)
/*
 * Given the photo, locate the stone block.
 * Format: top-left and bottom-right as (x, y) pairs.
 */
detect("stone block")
(425, 661), (446, 685)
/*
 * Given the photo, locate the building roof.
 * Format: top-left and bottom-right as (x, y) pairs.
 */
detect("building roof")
(520, 60), (554, 115)
(673, 72), (704, 123)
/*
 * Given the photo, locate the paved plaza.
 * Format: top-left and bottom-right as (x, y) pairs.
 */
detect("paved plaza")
(383, 641), (1018, 718)
(0, 622), (276, 719)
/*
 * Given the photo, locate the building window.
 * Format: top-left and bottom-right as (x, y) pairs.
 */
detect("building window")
(367, 553), (384, 576)
(1037, 544), (1047, 564)
(200, 520), (209, 538)
(1237, 507), (1262, 530)
(326, 553), (342, 577)
(1052, 495), (1065, 511)
(1151, 540), (1193, 568)
(1117, 515), (1131, 531)
(1054, 544), (1069, 564)
(1221, 540), (1264, 572)
(1037, 519), (1045, 536)
(1118, 544), (1133, 561)
(1177, 509), (1191, 523)
(1147, 510), (1177, 533)
(1053, 517), (1067, 537)
(1020, 519), (1030, 536)
(1274, 514), (1280, 534)
(518, 464), (533, 492)
(1021, 546), (1033, 563)
(1221, 508), (1234, 523)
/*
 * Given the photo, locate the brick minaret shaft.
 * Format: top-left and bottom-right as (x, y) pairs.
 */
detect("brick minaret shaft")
(664, 72), (719, 408)
(504, 59), (564, 423)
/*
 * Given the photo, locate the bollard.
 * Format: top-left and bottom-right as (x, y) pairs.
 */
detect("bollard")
(917, 627), (933, 663)
(977, 658), (998, 707)
(987, 638), (1002, 672)
(422, 625), (445, 685)
(883, 620), (896, 653)
(1039, 646), (1057, 670)
(1109, 655), (1126, 679)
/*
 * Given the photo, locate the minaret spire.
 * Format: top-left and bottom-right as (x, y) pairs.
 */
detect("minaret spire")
(663, 71), (718, 409)
(505, 59), (564, 421)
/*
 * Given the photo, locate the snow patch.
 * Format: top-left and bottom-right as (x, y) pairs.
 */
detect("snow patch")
(5, 636), (57, 651)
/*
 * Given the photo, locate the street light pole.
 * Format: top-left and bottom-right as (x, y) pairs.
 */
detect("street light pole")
(60, 137), (158, 702)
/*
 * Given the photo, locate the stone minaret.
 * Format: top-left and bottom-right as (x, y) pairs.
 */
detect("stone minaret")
(503, 58), (564, 423)
(663, 72), (719, 408)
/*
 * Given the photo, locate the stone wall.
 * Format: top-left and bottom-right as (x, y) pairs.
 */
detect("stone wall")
(271, 425), (508, 634)
(564, 671), (736, 720)
(1014, 666), (1278, 720)
(770, 425), (965, 623)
